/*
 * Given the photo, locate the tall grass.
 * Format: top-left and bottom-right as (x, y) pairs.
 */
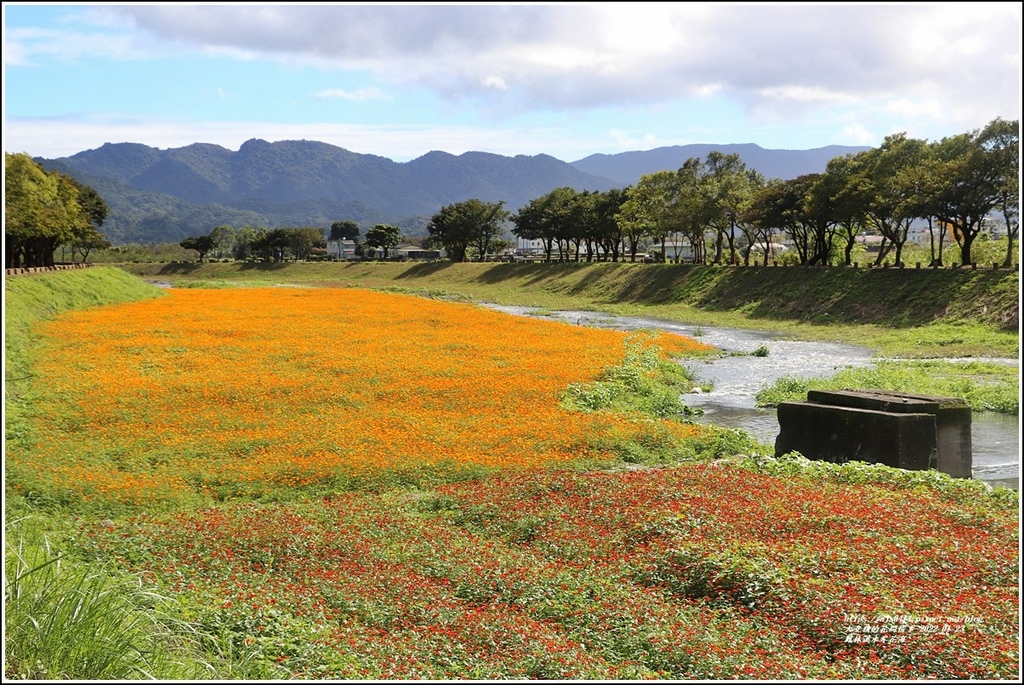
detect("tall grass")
(756, 359), (1020, 414)
(5, 514), (176, 680)
(4, 507), (292, 680)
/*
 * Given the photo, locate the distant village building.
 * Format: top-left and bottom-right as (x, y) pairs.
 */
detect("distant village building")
(515, 237), (546, 257)
(326, 239), (358, 260)
(393, 244), (444, 260)
(662, 240), (694, 262)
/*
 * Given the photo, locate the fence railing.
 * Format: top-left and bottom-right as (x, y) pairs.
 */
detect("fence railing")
(4, 263), (97, 277)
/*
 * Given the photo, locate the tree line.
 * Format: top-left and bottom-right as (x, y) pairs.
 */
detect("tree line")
(427, 118), (1017, 268)
(175, 221), (409, 262)
(6, 118), (1017, 269)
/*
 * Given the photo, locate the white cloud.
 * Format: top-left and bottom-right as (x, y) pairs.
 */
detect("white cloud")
(836, 124), (877, 147)
(311, 87), (391, 102)
(3, 25), (141, 63)
(608, 129), (662, 152)
(481, 75), (508, 91)
(4, 3), (1017, 160)
(77, 4), (1014, 125)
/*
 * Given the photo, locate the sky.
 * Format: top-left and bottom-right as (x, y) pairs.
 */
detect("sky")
(3, 2), (1021, 163)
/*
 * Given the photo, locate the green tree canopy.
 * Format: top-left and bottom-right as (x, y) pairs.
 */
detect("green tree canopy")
(5, 152), (106, 268)
(429, 200), (509, 262)
(930, 117), (1019, 266)
(330, 220), (361, 241)
(363, 224), (402, 259)
(180, 235), (216, 262)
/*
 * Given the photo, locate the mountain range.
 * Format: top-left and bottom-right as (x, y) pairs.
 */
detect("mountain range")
(36, 139), (870, 244)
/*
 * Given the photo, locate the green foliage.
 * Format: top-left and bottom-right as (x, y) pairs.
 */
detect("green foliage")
(634, 543), (788, 610)
(5, 153), (109, 268)
(86, 241), (197, 263)
(4, 511), (292, 680)
(329, 220), (360, 241)
(756, 359), (1019, 414)
(180, 234), (216, 261)
(674, 426), (768, 462)
(561, 333), (701, 419)
(741, 451), (1019, 509)
(428, 199), (510, 262)
(5, 515), (174, 680)
(363, 224), (402, 258)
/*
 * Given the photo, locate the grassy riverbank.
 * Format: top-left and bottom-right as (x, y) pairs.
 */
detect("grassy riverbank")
(116, 260), (1019, 358)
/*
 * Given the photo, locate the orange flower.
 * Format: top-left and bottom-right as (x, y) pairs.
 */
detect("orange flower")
(11, 287), (712, 506)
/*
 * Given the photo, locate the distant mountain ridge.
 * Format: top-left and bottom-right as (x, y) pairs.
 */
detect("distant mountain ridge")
(570, 143), (869, 186)
(37, 139), (870, 244)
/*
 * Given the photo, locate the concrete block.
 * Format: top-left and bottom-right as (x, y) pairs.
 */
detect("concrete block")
(775, 390), (973, 478)
(776, 402), (937, 471)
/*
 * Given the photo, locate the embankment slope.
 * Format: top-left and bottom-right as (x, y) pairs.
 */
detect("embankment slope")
(119, 260), (1019, 331)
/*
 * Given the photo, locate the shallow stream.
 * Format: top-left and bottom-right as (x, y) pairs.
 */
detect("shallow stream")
(486, 305), (1020, 490)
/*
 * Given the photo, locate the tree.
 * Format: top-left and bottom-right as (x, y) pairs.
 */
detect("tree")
(4, 153), (99, 269)
(617, 171), (675, 262)
(70, 228), (111, 264)
(592, 188), (628, 262)
(740, 184), (778, 265)
(180, 235), (216, 262)
(430, 200), (509, 263)
(57, 179), (111, 263)
(232, 225), (263, 261)
(701, 152), (763, 265)
(363, 224), (402, 260)
(66, 177), (108, 233)
(513, 191), (570, 262)
(568, 190), (600, 261)
(820, 154), (870, 266)
(745, 179), (801, 264)
(928, 119), (1017, 266)
(209, 224), (237, 259)
(6, 153), (56, 268)
(285, 226), (325, 261)
(330, 220), (360, 241)
(976, 118), (1019, 267)
(802, 172), (841, 265)
(779, 177), (816, 264)
(253, 228), (291, 262)
(857, 134), (930, 266)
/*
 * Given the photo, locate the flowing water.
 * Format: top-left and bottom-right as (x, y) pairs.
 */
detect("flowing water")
(486, 305), (1020, 490)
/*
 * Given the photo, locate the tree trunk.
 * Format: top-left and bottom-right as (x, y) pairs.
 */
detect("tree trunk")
(1001, 205), (1018, 267)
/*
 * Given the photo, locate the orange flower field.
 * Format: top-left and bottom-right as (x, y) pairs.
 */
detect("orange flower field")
(11, 287), (714, 507)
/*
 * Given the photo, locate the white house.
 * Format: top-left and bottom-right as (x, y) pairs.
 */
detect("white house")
(326, 239), (358, 260)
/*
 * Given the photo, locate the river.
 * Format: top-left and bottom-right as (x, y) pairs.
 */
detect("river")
(486, 305), (1020, 490)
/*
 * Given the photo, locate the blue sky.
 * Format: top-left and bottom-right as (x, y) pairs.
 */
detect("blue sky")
(3, 3), (1021, 162)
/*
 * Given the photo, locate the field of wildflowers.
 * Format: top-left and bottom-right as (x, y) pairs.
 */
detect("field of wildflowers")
(77, 464), (1018, 679)
(6, 281), (1020, 679)
(8, 286), (713, 510)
